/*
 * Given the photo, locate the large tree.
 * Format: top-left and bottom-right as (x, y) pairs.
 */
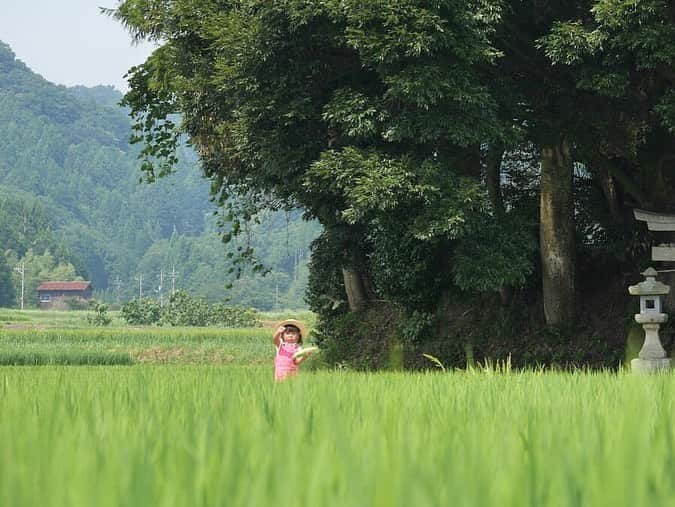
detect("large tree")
(538, 0), (675, 310)
(539, 0), (675, 210)
(111, 0), (675, 365)
(490, 1), (606, 325)
(112, 0), (531, 317)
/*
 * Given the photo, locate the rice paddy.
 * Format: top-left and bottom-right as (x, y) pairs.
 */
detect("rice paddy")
(1, 367), (674, 506)
(1, 311), (674, 506)
(0, 327), (271, 365)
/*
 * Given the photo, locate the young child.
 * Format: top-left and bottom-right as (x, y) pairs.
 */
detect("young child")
(273, 319), (311, 381)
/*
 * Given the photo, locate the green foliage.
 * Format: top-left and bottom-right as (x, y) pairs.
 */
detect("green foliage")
(306, 230), (349, 316)
(112, 0), (508, 238)
(120, 298), (162, 325)
(120, 290), (262, 327)
(86, 302), (112, 327)
(536, 0), (675, 210)
(104, 0), (675, 370)
(160, 290), (213, 326)
(163, 290), (261, 327)
(453, 213), (537, 291)
(0, 253), (14, 307)
(312, 303), (405, 370)
(212, 303), (263, 328)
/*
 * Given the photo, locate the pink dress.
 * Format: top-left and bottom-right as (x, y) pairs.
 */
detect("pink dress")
(275, 341), (300, 381)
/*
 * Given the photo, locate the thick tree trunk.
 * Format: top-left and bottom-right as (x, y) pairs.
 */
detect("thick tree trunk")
(342, 266), (368, 312)
(540, 138), (576, 325)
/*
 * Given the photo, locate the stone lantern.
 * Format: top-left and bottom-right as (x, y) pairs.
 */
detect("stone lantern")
(628, 267), (671, 372)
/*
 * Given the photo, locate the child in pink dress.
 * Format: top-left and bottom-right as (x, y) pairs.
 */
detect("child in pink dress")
(273, 319), (311, 381)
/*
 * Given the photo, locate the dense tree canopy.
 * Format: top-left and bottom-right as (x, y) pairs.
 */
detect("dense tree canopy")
(113, 1), (675, 367)
(113, 0), (533, 302)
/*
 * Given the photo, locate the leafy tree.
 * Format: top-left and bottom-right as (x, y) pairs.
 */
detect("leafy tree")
(0, 253), (15, 307)
(120, 298), (162, 325)
(109, 0), (675, 367)
(539, 0), (675, 210)
(111, 1), (531, 314)
(534, 0), (675, 314)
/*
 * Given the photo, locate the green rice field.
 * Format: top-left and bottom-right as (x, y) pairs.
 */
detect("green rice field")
(1, 311), (674, 506)
(1, 367), (674, 506)
(0, 327), (272, 365)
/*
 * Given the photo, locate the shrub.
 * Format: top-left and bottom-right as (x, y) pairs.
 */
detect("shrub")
(86, 301), (112, 326)
(161, 290), (213, 326)
(120, 290), (262, 328)
(314, 302), (404, 370)
(163, 290), (262, 327)
(212, 303), (262, 328)
(120, 298), (162, 325)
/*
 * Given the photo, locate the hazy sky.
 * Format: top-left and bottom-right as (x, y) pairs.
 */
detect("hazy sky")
(0, 1), (155, 91)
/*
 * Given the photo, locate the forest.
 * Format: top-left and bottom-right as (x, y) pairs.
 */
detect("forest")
(110, 0), (675, 368)
(0, 41), (319, 310)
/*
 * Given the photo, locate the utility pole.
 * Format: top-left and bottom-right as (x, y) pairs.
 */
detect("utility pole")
(134, 274), (143, 299)
(158, 269), (164, 307)
(13, 262), (25, 310)
(169, 265), (177, 295)
(112, 276), (122, 304)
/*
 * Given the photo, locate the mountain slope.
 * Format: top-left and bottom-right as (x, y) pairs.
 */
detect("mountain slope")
(0, 41), (319, 308)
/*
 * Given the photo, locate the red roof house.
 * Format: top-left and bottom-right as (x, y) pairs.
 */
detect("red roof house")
(37, 281), (93, 310)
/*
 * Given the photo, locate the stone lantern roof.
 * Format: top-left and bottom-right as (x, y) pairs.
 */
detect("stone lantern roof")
(628, 268), (670, 296)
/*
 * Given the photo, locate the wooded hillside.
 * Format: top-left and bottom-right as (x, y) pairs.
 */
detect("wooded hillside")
(0, 41), (319, 309)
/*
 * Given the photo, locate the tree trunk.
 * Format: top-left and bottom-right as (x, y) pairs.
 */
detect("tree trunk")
(540, 138), (576, 325)
(342, 266), (367, 312)
(596, 163), (623, 224)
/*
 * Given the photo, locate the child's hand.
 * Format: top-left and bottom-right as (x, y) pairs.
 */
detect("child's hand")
(275, 325), (286, 335)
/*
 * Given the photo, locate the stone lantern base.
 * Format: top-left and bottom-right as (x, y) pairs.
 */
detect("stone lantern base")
(631, 357), (671, 373)
(630, 320), (671, 374)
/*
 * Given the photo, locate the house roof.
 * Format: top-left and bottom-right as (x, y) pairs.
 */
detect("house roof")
(37, 281), (92, 292)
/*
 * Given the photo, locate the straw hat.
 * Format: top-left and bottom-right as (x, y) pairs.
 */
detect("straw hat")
(277, 318), (308, 339)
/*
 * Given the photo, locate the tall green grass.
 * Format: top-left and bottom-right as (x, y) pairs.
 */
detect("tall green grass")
(0, 350), (132, 365)
(0, 327), (272, 365)
(0, 307), (316, 329)
(0, 308), (126, 327)
(1, 367), (674, 506)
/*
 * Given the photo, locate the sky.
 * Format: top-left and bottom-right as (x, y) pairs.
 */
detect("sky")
(0, 0), (155, 92)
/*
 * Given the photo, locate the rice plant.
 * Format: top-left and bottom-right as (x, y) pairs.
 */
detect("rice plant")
(0, 327), (272, 365)
(1, 367), (674, 507)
